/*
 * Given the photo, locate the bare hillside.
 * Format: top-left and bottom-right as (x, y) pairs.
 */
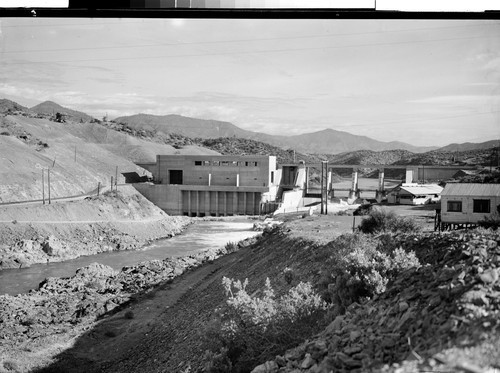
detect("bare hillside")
(0, 114), (218, 203)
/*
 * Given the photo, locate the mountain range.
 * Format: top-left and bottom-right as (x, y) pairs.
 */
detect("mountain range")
(113, 113), (438, 154)
(1, 98), (498, 155)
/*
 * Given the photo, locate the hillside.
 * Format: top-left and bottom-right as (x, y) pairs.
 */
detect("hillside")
(394, 147), (500, 167)
(324, 149), (414, 165)
(0, 98), (29, 114)
(114, 113), (435, 154)
(195, 137), (324, 164)
(30, 101), (94, 123)
(0, 113), (218, 203)
(437, 139), (500, 152)
(0, 186), (191, 269)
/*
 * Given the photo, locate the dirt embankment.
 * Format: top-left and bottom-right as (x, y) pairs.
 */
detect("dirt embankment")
(0, 186), (191, 269)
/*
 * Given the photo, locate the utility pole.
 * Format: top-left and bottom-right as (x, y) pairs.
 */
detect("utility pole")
(47, 169), (51, 204)
(111, 176), (114, 192)
(115, 166), (118, 190)
(42, 169), (45, 204)
(324, 161), (328, 215)
(97, 182), (101, 196)
(320, 163), (324, 215)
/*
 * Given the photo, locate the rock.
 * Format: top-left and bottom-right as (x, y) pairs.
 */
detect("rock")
(301, 353), (315, 369)
(251, 360), (279, 373)
(335, 352), (363, 368)
(478, 269), (499, 284)
(398, 301), (409, 313)
(41, 235), (66, 256)
(306, 340), (328, 360)
(325, 315), (344, 334)
(344, 345), (363, 356)
(461, 289), (490, 306)
(349, 330), (362, 342)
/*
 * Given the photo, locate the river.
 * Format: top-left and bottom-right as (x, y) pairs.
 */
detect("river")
(0, 218), (260, 296)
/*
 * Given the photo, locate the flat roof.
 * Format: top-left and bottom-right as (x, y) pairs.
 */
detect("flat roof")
(441, 183), (500, 197)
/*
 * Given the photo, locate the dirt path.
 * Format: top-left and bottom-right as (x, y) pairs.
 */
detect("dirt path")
(41, 251), (241, 372)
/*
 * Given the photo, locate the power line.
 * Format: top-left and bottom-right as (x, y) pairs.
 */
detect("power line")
(2, 21), (497, 54)
(3, 34), (494, 65)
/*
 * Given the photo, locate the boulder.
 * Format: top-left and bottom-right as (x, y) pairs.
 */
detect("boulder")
(42, 235), (66, 257)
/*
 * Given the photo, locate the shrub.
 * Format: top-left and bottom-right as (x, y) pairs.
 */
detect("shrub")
(318, 233), (420, 314)
(3, 360), (20, 372)
(203, 277), (328, 372)
(124, 310), (135, 319)
(478, 210), (500, 230)
(358, 207), (422, 234)
(224, 241), (239, 254)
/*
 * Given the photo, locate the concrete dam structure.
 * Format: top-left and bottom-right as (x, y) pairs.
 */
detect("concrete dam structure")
(135, 155), (280, 217)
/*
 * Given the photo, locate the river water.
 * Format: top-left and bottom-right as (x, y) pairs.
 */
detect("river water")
(0, 219), (260, 296)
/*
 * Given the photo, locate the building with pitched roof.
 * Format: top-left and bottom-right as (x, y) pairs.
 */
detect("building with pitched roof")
(440, 183), (500, 226)
(387, 183), (443, 205)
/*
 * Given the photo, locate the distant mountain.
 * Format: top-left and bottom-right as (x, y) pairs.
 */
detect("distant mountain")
(0, 98), (29, 113)
(436, 140), (500, 152)
(30, 101), (94, 123)
(281, 129), (436, 154)
(114, 113), (436, 154)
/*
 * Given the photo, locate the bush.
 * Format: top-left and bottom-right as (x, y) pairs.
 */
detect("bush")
(358, 207), (422, 234)
(478, 209), (500, 230)
(318, 233), (420, 313)
(203, 278), (328, 372)
(224, 241), (239, 254)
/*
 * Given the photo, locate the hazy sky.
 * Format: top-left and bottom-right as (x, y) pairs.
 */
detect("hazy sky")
(0, 17), (499, 146)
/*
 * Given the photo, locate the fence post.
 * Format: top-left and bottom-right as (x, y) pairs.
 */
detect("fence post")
(97, 182), (101, 196)
(111, 176), (114, 192)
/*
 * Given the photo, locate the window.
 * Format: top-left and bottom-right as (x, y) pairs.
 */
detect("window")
(221, 161), (230, 166)
(447, 201), (462, 212)
(194, 161), (202, 166)
(270, 171), (274, 183)
(213, 161), (220, 166)
(203, 161), (210, 166)
(473, 199), (490, 213)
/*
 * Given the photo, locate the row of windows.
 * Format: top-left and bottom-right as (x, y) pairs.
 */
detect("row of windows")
(194, 160), (258, 167)
(447, 199), (491, 213)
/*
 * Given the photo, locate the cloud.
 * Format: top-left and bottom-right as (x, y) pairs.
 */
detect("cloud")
(408, 95), (500, 105)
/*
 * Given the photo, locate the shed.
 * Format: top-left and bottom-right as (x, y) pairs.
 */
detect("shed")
(387, 184), (443, 205)
(440, 183), (500, 225)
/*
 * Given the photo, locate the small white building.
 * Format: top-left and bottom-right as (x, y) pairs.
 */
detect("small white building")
(387, 183), (443, 205)
(440, 183), (500, 225)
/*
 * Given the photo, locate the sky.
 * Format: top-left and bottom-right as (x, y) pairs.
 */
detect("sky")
(0, 17), (499, 147)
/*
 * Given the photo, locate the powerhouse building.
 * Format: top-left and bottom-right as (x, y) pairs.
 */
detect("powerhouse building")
(135, 155), (280, 216)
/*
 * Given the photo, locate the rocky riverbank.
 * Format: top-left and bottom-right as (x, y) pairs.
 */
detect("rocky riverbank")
(0, 236), (256, 372)
(0, 187), (191, 269)
(252, 229), (500, 373)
